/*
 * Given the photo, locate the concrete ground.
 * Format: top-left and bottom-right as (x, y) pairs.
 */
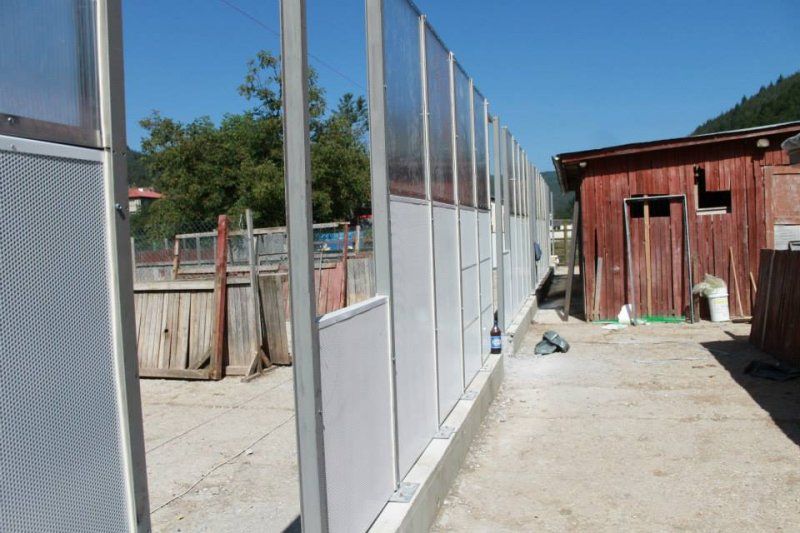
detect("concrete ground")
(434, 320), (800, 531)
(141, 367), (299, 532)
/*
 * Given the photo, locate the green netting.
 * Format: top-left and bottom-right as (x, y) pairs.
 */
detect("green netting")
(595, 315), (686, 324)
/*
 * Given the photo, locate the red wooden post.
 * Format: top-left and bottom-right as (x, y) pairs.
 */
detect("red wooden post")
(211, 215), (229, 380)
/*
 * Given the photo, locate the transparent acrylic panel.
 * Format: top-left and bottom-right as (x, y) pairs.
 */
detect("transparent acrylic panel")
(453, 64), (473, 207)
(425, 26), (454, 204)
(473, 90), (488, 209)
(0, 0), (101, 147)
(383, 0), (425, 198)
(507, 135), (517, 215)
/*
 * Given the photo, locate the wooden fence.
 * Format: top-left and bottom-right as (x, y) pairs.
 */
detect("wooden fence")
(133, 214), (376, 380)
(750, 249), (800, 366)
(135, 215), (290, 380)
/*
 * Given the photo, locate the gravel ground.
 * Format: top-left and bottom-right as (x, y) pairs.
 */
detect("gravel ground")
(140, 367), (299, 532)
(433, 320), (800, 532)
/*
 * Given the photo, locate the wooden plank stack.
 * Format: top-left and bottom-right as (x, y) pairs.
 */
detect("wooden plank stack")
(750, 249), (800, 367)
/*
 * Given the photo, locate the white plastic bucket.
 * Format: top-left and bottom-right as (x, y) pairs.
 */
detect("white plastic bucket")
(708, 289), (730, 322)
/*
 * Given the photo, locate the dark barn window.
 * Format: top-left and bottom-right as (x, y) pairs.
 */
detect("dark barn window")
(630, 195), (670, 218)
(694, 167), (731, 214)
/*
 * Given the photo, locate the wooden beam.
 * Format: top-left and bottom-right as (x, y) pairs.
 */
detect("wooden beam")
(244, 209), (269, 379)
(729, 247), (744, 318)
(563, 201), (580, 320)
(211, 215), (229, 380)
(593, 256), (603, 321)
(139, 368), (211, 380)
(135, 280), (215, 292)
(644, 198), (653, 317)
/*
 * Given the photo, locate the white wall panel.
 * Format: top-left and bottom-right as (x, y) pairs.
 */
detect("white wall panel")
(319, 297), (394, 533)
(503, 251), (512, 328)
(461, 264), (481, 384)
(459, 208), (481, 381)
(459, 208), (479, 264)
(478, 211), (492, 358)
(390, 199), (438, 477)
(433, 205), (463, 422)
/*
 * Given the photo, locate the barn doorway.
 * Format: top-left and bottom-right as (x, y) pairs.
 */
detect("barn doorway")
(623, 195), (693, 322)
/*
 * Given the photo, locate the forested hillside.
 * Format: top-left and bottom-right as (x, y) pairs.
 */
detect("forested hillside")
(542, 171), (574, 219)
(694, 72), (800, 135)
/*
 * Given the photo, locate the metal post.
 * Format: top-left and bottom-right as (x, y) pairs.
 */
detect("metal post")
(492, 117), (505, 328)
(366, 0), (399, 486)
(280, 0), (328, 530)
(96, 0), (150, 530)
(532, 166), (537, 282)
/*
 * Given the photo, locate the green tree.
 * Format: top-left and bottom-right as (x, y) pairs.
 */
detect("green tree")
(132, 50), (371, 237)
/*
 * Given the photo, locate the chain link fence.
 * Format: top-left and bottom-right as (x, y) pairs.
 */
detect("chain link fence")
(131, 211), (375, 283)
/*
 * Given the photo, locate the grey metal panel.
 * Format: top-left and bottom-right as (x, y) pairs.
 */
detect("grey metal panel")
(478, 211), (493, 357)
(383, 0), (425, 198)
(459, 208), (481, 381)
(460, 207), (479, 266)
(433, 205), (463, 422)
(319, 298), (394, 533)
(0, 147), (129, 532)
(503, 251), (512, 328)
(390, 199), (438, 477)
(461, 263), (482, 383)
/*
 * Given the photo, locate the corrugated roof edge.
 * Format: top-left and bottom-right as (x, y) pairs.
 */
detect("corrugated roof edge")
(553, 120), (800, 193)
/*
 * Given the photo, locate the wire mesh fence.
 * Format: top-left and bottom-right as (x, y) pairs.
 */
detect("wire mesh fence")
(131, 211), (376, 288)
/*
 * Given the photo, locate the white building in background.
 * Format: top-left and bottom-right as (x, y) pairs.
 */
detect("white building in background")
(128, 187), (162, 213)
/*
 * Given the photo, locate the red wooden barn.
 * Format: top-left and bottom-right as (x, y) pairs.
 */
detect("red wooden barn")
(554, 121), (800, 321)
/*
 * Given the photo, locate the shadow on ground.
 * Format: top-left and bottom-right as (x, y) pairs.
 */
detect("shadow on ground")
(537, 267), (585, 322)
(702, 331), (800, 448)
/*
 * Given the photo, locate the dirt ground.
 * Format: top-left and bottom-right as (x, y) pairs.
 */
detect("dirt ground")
(141, 367), (299, 532)
(433, 320), (800, 531)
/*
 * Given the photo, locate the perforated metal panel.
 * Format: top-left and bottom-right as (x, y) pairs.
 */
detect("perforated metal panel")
(0, 145), (130, 532)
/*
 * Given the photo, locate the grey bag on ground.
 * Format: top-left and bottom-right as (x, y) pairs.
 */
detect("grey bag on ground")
(534, 330), (570, 355)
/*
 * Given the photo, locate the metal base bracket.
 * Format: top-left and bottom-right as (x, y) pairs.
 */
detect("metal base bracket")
(461, 390), (478, 401)
(389, 482), (419, 503)
(433, 426), (456, 439)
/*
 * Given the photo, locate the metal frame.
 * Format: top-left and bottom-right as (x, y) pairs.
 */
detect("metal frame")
(623, 194), (695, 324)
(448, 51), (467, 391)
(280, 1), (328, 530)
(366, 0), (401, 487)
(419, 12), (443, 423)
(492, 116), (505, 327)
(96, 0), (150, 530)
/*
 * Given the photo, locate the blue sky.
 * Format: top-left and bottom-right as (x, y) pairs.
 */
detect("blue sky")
(123, 0), (800, 171)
